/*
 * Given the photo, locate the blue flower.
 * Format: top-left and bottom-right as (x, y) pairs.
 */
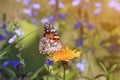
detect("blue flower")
(76, 38), (83, 46)
(93, 8), (101, 15)
(72, 0), (81, 7)
(0, 34), (6, 41)
(31, 3), (41, 10)
(108, 44), (120, 53)
(46, 59), (54, 65)
(22, 0), (31, 5)
(41, 16), (55, 24)
(5, 30), (13, 36)
(3, 61), (20, 67)
(87, 23), (95, 29)
(76, 61), (87, 72)
(58, 2), (64, 8)
(58, 13), (66, 19)
(94, 2), (102, 8)
(74, 21), (81, 30)
(16, 0), (21, 2)
(11, 61), (20, 67)
(48, 0), (56, 6)
(3, 61), (9, 67)
(49, 16), (56, 22)
(48, 0), (64, 8)
(22, 8), (32, 16)
(8, 35), (17, 43)
(31, 19), (38, 25)
(108, 0), (117, 8)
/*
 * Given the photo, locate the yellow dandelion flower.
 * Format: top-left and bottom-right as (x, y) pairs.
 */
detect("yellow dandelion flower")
(51, 47), (81, 62)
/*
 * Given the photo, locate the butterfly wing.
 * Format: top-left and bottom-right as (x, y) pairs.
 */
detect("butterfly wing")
(39, 22), (62, 54)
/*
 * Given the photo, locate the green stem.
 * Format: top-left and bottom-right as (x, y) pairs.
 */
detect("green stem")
(63, 65), (66, 80)
(46, 65), (49, 80)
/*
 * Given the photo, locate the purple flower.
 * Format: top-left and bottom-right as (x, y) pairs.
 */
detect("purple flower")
(49, 16), (56, 22)
(16, 0), (21, 2)
(8, 35), (17, 43)
(22, 0), (31, 5)
(46, 59), (54, 65)
(74, 21), (81, 30)
(31, 12), (38, 17)
(22, 8), (32, 16)
(5, 31), (13, 36)
(94, 2), (102, 8)
(72, 0), (81, 7)
(87, 23), (95, 29)
(41, 18), (49, 24)
(93, 8), (101, 15)
(0, 34), (6, 41)
(11, 61), (20, 67)
(41, 16), (55, 23)
(3, 61), (9, 67)
(76, 38), (83, 46)
(115, 4), (120, 12)
(48, 0), (56, 6)
(1, 24), (7, 29)
(58, 13), (66, 19)
(76, 61), (87, 72)
(108, 0), (118, 8)
(48, 0), (64, 8)
(15, 28), (24, 36)
(31, 19), (38, 25)
(3, 61), (20, 67)
(108, 44), (120, 53)
(84, 0), (89, 3)
(82, 4), (88, 9)
(31, 3), (41, 10)
(58, 2), (64, 8)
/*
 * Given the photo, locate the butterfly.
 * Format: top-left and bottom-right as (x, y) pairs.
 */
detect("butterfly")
(39, 22), (62, 54)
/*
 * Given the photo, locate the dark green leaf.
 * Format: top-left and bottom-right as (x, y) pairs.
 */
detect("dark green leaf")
(94, 74), (105, 79)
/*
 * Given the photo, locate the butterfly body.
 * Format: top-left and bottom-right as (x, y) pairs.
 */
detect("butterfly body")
(39, 22), (62, 54)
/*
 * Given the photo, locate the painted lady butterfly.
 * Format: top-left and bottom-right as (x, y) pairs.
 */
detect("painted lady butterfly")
(39, 22), (62, 54)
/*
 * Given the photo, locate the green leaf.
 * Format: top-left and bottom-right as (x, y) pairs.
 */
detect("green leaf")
(82, 76), (92, 80)
(107, 74), (116, 80)
(0, 51), (7, 58)
(94, 74), (105, 79)
(66, 70), (78, 80)
(99, 62), (107, 74)
(109, 64), (117, 73)
(0, 67), (16, 80)
(30, 66), (48, 80)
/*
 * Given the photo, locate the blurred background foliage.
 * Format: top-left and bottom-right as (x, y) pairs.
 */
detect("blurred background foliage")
(0, 0), (120, 80)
